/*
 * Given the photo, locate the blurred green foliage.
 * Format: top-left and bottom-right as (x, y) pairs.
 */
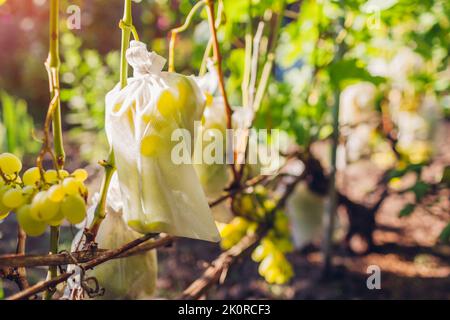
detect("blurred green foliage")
(60, 32), (120, 160)
(0, 91), (39, 157)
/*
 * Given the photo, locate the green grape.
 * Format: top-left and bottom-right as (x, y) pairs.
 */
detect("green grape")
(274, 211), (289, 233)
(0, 211), (9, 220)
(233, 217), (250, 230)
(44, 169), (59, 184)
(2, 187), (26, 208)
(0, 153), (22, 175)
(62, 177), (82, 195)
(263, 199), (276, 211)
(30, 191), (60, 221)
(254, 185), (267, 196)
(0, 186), (12, 215)
(61, 194), (86, 224)
(264, 267), (279, 284)
(58, 169), (69, 179)
(22, 185), (35, 196)
(47, 184), (65, 202)
(72, 168), (88, 182)
(156, 90), (178, 119)
(47, 208), (64, 227)
(239, 195), (254, 215)
(251, 244), (267, 262)
(219, 216), (254, 249)
(17, 205), (47, 237)
(258, 254), (275, 276)
(221, 237), (237, 250)
(22, 167), (41, 186)
(258, 249), (293, 284)
(272, 237), (293, 253)
(219, 223), (236, 238)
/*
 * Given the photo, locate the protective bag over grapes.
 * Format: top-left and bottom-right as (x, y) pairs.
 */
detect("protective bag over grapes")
(193, 65), (232, 223)
(193, 66), (231, 200)
(69, 174), (157, 300)
(286, 182), (325, 249)
(105, 41), (220, 242)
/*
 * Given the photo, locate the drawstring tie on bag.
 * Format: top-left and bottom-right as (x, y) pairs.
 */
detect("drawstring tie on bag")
(126, 41), (166, 77)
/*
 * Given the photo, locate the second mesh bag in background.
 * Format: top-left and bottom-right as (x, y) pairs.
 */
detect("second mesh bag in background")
(193, 64), (233, 223)
(68, 174), (157, 300)
(105, 40), (220, 242)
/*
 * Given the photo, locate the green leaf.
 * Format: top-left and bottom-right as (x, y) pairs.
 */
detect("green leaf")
(410, 181), (430, 201)
(328, 59), (384, 89)
(438, 222), (450, 244)
(399, 203), (415, 217)
(387, 163), (424, 180)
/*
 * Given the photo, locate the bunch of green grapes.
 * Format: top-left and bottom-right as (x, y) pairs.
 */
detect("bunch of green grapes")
(219, 216), (258, 250)
(252, 238), (294, 284)
(0, 152), (89, 236)
(252, 211), (294, 285)
(220, 188), (268, 249)
(222, 185), (294, 284)
(232, 185), (274, 221)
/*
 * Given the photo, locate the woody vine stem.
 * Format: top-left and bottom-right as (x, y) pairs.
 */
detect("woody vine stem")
(43, 0), (65, 300)
(88, 0), (138, 241)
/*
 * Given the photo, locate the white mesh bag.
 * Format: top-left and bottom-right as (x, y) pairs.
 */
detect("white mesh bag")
(286, 182), (325, 249)
(192, 65), (233, 223)
(105, 40), (219, 242)
(67, 174), (157, 300)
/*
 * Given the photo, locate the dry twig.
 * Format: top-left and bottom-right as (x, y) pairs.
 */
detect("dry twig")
(5, 234), (171, 300)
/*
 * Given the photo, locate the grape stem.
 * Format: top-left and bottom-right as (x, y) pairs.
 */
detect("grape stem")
(204, 0), (239, 184)
(43, 0), (65, 300)
(168, 0), (206, 73)
(44, 226), (59, 300)
(47, 0), (65, 169)
(86, 0), (138, 242)
(198, 0), (224, 76)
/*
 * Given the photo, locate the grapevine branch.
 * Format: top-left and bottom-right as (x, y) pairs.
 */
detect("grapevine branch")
(42, 0), (66, 300)
(181, 172), (305, 299)
(181, 231), (262, 300)
(199, 0), (224, 76)
(14, 227), (29, 290)
(204, 0), (232, 127)
(0, 235), (173, 269)
(1, 226), (29, 291)
(204, 0), (239, 183)
(5, 233), (172, 300)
